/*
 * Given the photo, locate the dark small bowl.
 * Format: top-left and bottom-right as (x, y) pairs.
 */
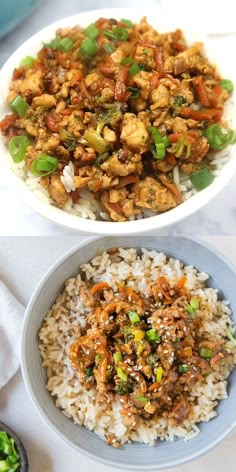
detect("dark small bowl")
(0, 422), (28, 471)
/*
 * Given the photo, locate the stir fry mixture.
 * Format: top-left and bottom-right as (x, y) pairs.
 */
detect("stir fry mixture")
(69, 274), (231, 445)
(0, 17), (235, 221)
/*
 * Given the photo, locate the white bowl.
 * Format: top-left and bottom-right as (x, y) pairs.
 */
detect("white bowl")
(0, 8), (235, 234)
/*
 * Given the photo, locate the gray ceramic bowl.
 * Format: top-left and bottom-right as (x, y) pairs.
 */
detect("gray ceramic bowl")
(21, 237), (236, 470)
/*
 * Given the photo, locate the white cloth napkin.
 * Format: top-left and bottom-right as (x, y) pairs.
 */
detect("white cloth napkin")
(0, 281), (25, 390)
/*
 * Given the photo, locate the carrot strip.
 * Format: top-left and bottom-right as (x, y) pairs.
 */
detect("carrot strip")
(171, 41), (186, 52)
(114, 66), (129, 101)
(91, 282), (110, 295)
(148, 381), (161, 392)
(150, 72), (160, 89)
(175, 275), (187, 289)
(166, 153), (177, 166)
(180, 107), (222, 121)
(0, 113), (18, 133)
(71, 71), (83, 86)
(192, 76), (210, 107)
(154, 48), (164, 72)
(109, 202), (123, 213)
(116, 175), (139, 188)
(209, 84), (224, 108)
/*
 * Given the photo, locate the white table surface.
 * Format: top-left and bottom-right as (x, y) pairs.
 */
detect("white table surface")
(0, 0), (236, 235)
(0, 236), (236, 472)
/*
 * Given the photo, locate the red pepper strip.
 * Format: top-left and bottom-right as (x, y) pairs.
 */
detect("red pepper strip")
(171, 41), (186, 52)
(12, 68), (24, 80)
(45, 112), (61, 132)
(114, 66), (129, 101)
(116, 174), (139, 188)
(0, 113), (18, 133)
(180, 107), (222, 121)
(154, 48), (164, 72)
(166, 153), (177, 166)
(209, 84), (224, 108)
(138, 40), (158, 49)
(109, 202), (123, 213)
(150, 72), (160, 88)
(168, 131), (198, 143)
(91, 282), (110, 295)
(192, 76), (210, 107)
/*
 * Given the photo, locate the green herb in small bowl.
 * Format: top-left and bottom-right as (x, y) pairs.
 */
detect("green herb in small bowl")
(0, 423), (28, 472)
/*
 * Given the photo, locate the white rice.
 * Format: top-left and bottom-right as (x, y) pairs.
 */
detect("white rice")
(38, 248), (236, 446)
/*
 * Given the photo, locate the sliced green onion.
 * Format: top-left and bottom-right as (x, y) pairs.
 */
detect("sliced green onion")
(127, 86), (140, 99)
(200, 347), (212, 358)
(155, 142), (166, 159)
(44, 37), (73, 51)
(20, 55), (36, 68)
(135, 395), (147, 403)
(185, 298), (200, 318)
(44, 37), (60, 49)
(116, 367), (128, 381)
(84, 23), (99, 39)
(190, 299), (199, 310)
(148, 126), (170, 160)
(8, 136), (31, 163)
(220, 79), (234, 94)
(128, 311), (140, 324)
(156, 366), (163, 382)
(120, 19), (133, 28)
(178, 364), (189, 373)
(113, 26), (129, 40)
(0, 432), (20, 472)
(58, 37), (73, 51)
(31, 154), (58, 176)
(185, 304), (196, 318)
(145, 328), (160, 343)
(10, 95), (29, 117)
(103, 30), (117, 40)
(204, 123), (236, 150)
(113, 352), (122, 364)
(226, 329), (236, 346)
(95, 353), (103, 362)
(190, 167), (214, 191)
(80, 37), (99, 56)
(104, 26), (129, 41)
(120, 57), (144, 76)
(103, 42), (116, 54)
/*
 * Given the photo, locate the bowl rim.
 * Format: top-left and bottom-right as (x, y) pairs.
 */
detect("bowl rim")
(0, 8), (236, 234)
(21, 236), (236, 470)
